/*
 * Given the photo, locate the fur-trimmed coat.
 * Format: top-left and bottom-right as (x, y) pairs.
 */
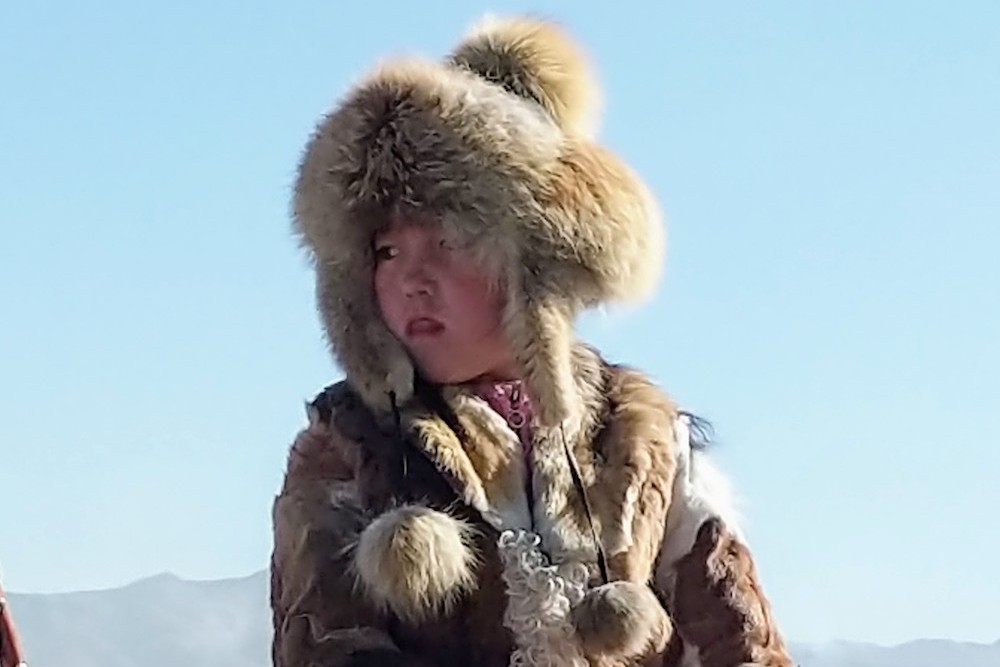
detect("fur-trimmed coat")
(270, 345), (793, 667)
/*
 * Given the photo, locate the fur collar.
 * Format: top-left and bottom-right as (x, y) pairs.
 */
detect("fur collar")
(389, 344), (675, 572)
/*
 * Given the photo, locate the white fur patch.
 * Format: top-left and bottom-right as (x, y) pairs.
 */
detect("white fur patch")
(679, 640), (704, 667)
(352, 505), (478, 623)
(657, 416), (745, 570)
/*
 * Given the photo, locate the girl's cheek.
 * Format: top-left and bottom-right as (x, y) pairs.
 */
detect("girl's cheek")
(378, 300), (405, 339)
(373, 262), (395, 294)
(373, 272), (395, 320)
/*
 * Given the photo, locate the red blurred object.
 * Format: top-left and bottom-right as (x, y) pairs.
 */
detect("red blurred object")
(0, 578), (27, 667)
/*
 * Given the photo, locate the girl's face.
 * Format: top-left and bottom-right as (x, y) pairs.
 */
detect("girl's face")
(373, 219), (520, 385)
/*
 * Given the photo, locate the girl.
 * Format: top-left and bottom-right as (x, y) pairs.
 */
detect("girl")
(270, 15), (793, 667)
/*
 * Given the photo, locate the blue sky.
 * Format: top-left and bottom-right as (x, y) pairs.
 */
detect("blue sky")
(1, 0), (997, 647)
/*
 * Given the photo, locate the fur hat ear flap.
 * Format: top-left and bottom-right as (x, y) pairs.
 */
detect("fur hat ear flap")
(352, 505), (480, 623)
(449, 15), (602, 138)
(571, 581), (673, 660)
(535, 140), (665, 307)
(314, 265), (416, 413)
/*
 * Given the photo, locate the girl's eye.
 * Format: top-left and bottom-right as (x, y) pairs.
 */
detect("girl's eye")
(374, 245), (398, 262)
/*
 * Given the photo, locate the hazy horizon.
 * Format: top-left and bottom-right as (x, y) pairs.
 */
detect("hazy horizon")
(7, 569), (999, 650)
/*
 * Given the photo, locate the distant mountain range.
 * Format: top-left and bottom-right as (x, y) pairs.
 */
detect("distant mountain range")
(7, 572), (271, 667)
(6, 572), (998, 667)
(790, 637), (1000, 667)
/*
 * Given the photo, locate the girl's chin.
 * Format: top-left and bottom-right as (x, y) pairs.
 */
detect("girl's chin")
(407, 345), (520, 385)
(419, 366), (477, 385)
(414, 357), (486, 385)
(416, 362), (522, 386)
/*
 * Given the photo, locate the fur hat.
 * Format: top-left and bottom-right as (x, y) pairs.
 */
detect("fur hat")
(293, 15), (664, 426)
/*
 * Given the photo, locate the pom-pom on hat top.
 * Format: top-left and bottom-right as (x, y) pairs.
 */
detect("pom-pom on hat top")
(293, 15), (665, 426)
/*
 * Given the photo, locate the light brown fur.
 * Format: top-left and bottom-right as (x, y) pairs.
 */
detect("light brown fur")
(352, 505), (479, 623)
(450, 15), (603, 137)
(572, 581), (673, 660)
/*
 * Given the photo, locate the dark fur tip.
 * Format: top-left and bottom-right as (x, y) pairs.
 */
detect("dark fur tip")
(679, 411), (715, 450)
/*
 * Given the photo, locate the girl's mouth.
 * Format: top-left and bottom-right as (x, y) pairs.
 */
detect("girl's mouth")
(405, 317), (445, 337)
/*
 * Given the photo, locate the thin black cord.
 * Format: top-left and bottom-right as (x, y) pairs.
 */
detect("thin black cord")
(561, 425), (610, 586)
(388, 391), (408, 479)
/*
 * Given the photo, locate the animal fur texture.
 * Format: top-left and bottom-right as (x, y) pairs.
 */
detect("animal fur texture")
(449, 15), (603, 138)
(571, 581), (673, 660)
(351, 505), (479, 623)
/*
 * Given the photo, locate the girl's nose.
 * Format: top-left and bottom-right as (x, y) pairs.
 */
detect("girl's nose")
(401, 259), (434, 298)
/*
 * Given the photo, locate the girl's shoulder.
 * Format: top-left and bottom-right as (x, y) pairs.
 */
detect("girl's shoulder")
(281, 381), (373, 489)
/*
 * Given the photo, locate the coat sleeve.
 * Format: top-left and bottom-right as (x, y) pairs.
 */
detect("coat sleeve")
(270, 398), (428, 667)
(656, 416), (795, 667)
